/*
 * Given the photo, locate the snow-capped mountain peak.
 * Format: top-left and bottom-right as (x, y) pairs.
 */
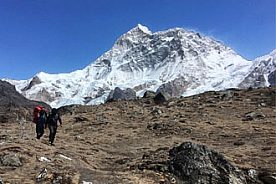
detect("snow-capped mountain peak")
(137, 23), (152, 34)
(4, 25), (275, 108)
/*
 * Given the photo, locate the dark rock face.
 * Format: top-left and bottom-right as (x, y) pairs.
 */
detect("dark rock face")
(22, 76), (41, 91)
(0, 80), (50, 123)
(239, 56), (276, 89)
(168, 142), (246, 184)
(258, 171), (276, 184)
(153, 92), (170, 104)
(106, 87), (136, 102)
(268, 70), (276, 87)
(156, 77), (189, 98)
(0, 80), (28, 106)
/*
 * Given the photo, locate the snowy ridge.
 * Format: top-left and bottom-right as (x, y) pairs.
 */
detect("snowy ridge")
(4, 24), (275, 108)
(238, 49), (276, 88)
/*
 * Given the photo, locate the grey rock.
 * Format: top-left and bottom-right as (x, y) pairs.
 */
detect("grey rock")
(75, 116), (89, 122)
(151, 107), (163, 115)
(248, 169), (259, 181)
(106, 87), (136, 102)
(83, 96), (93, 104)
(133, 81), (157, 92)
(168, 142), (247, 184)
(101, 59), (111, 67)
(156, 77), (190, 98)
(243, 111), (266, 121)
(33, 87), (55, 102)
(1, 154), (22, 167)
(51, 173), (73, 184)
(142, 91), (156, 98)
(220, 90), (235, 100)
(52, 176), (63, 184)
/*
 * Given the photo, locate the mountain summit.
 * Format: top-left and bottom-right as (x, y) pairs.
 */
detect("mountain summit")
(5, 25), (276, 107)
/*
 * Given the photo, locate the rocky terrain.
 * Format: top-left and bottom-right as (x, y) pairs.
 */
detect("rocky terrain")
(0, 87), (275, 183)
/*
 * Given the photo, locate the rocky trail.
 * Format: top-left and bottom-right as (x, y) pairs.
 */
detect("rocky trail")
(0, 87), (275, 183)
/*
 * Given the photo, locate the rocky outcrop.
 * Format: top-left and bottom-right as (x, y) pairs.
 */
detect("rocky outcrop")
(142, 91), (156, 98)
(239, 50), (276, 89)
(258, 171), (276, 184)
(106, 87), (136, 102)
(168, 142), (247, 184)
(156, 77), (190, 98)
(153, 92), (170, 104)
(0, 154), (22, 167)
(138, 142), (263, 183)
(22, 76), (41, 91)
(33, 88), (55, 103)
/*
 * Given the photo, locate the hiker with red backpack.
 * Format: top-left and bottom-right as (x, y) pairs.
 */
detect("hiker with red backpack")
(33, 106), (48, 139)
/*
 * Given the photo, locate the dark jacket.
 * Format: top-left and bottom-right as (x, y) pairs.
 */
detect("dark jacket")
(47, 112), (62, 126)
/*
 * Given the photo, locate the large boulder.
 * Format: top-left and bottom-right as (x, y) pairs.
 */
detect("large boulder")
(0, 154), (22, 167)
(156, 77), (189, 98)
(153, 92), (170, 104)
(168, 142), (247, 184)
(106, 87), (136, 102)
(142, 90), (156, 98)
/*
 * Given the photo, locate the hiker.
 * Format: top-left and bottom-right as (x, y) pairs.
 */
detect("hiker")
(33, 105), (43, 124)
(36, 107), (47, 139)
(46, 108), (62, 146)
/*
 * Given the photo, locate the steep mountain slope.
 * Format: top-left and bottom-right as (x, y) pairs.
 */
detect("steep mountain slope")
(239, 50), (276, 88)
(0, 80), (50, 123)
(5, 24), (274, 108)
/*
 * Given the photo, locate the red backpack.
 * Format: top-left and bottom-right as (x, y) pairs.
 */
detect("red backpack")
(33, 106), (43, 123)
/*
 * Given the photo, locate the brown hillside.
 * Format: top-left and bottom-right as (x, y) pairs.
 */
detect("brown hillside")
(0, 87), (275, 183)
